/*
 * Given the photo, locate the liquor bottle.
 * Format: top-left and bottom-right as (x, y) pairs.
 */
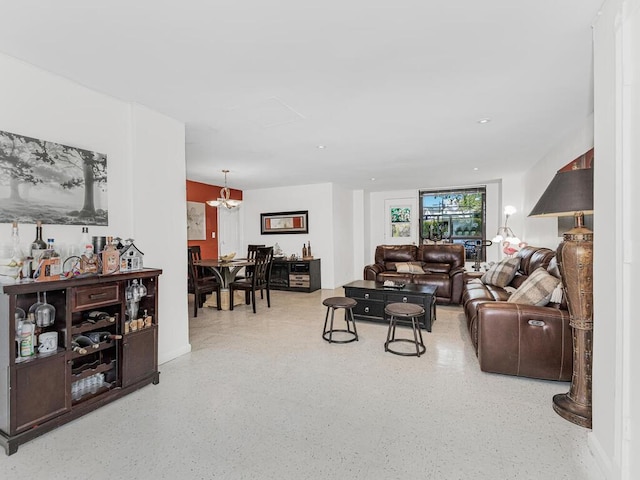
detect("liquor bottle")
(40, 238), (61, 279)
(71, 342), (88, 355)
(73, 334), (100, 349)
(19, 314), (35, 358)
(302, 243), (307, 258)
(80, 244), (98, 274)
(46, 239), (60, 257)
(307, 241), (312, 257)
(10, 221), (22, 261)
(84, 331), (123, 343)
(30, 221), (47, 278)
(102, 236), (120, 274)
(86, 311), (110, 323)
(79, 227), (90, 256)
(9, 221), (24, 279)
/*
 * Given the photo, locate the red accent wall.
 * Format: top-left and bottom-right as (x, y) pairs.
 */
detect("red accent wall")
(558, 148), (594, 172)
(186, 180), (243, 259)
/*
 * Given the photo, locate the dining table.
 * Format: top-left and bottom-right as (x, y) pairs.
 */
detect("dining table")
(193, 257), (254, 310)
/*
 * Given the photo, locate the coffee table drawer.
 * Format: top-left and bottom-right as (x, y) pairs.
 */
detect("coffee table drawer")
(345, 288), (384, 301)
(386, 292), (427, 306)
(353, 300), (385, 318)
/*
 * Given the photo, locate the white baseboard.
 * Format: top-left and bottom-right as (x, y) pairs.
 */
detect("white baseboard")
(158, 343), (192, 365)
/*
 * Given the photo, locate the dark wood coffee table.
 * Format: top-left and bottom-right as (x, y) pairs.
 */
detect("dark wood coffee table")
(343, 280), (437, 332)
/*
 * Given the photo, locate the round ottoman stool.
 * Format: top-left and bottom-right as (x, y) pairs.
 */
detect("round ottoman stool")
(322, 297), (358, 343)
(384, 302), (426, 357)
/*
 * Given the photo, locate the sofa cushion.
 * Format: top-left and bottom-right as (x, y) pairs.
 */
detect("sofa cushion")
(422, 262), (451, 274)
(395, 262), (425, 274)
(481, 257), (520, 288)
(507, 267), (561, 306)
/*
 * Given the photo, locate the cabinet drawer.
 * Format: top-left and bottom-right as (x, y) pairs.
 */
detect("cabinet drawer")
(72, 283), (121, 311)
(289, 280), (310, 288)
(289, 274), (309, 282)
(345, 288), (384, 301)
(353, 300), (384, 318)
(386, 293), (426, 306)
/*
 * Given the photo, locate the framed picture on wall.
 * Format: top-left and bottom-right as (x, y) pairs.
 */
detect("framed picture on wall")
(261, 210), (308, 234)
(384, 198), (417, 245)
(0, 128), (109, 225)
(187, 201), (206, 240)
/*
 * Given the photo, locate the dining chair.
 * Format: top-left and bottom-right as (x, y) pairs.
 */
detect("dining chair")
(188, 246), (221, 316)
(240, 244), (265, 280)
(229, 246), (273, 314)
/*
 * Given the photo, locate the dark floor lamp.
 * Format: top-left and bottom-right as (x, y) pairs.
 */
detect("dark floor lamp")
(529, 167), (594, 428)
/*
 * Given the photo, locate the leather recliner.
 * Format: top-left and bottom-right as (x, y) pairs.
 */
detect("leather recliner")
(461, 246), (573, 381)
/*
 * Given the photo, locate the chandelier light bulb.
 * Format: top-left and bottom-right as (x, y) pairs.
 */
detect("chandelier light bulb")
(504, 205), (517, 216)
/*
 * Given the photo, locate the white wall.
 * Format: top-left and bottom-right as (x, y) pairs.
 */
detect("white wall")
(368, 189), (417, 256)
(243, 183), (347, 288)
(0, 52), (190, 365)
(131, 104), (190, 363)
(331, 184), (357, 286)
(0, 54), (133, 246)
(591, 1), (640, 479)
(522, 114), (595, 248)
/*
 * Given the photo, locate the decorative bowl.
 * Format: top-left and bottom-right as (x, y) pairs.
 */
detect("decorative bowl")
(220, 253), (236, 262)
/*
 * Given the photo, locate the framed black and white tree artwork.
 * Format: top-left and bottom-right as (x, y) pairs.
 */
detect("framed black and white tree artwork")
(187, 201), (206, 240)
(0, 129), (108, 225)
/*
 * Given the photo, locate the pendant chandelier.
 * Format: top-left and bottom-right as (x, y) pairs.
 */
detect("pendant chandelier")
(206, 169), (242, 209)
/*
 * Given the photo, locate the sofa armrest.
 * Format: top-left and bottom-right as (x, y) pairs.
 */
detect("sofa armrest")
(363, 264), (383, 281)
(476, 302), (572, 381)
(449, 266), (465, 278)
(448, 267), (466, 304)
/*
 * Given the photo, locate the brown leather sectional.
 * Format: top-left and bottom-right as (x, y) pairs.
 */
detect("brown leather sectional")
(363, 244), (466, 304)
(461, 245), (573, 381)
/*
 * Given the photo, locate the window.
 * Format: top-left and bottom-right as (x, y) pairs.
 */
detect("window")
(419, 187), (486, 261)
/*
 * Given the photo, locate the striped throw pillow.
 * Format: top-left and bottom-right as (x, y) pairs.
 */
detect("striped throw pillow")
(507, 267), (561, 306)
(481, 257), (520, 287)
(395, 262), (425, 274)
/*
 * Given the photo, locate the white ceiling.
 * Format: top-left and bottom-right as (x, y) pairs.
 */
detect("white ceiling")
(0, 0), (603, 192)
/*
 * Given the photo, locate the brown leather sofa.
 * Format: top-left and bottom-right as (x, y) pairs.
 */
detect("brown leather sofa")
(363, 244), (466, 304)
(461, 246), (572, 381)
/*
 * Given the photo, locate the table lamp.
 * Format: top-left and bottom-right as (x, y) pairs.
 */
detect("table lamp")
(529, 166), (594, 428)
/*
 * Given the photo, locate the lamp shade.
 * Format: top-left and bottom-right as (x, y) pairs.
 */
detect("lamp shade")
(528, 168), (594, 218)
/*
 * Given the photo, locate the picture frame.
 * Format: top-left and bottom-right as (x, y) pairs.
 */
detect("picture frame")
(186, 201), (206, 240)
(0, 128), (108, 225)
(384, 198), (418, 245)
(261, 210), (308, 234)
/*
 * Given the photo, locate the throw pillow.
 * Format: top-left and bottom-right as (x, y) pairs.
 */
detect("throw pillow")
(481, 257), (520, 288)
(507, 267), (561, 306)
(547, 256), (561, 279)
(395, 262), (425, 274)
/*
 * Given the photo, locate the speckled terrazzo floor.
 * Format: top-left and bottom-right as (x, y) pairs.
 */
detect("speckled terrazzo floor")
(0, 288), (603, 479)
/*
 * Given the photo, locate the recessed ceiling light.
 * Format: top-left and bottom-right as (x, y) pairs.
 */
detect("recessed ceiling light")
(477, 118), (491, 124)
(317, 145), (326, 149)
(370, 177), (376, 181)
(473, 167), (479, 171)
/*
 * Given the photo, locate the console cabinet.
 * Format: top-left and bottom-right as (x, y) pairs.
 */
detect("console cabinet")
(0, 268), (161, 455)
(270, 258), (321, 293)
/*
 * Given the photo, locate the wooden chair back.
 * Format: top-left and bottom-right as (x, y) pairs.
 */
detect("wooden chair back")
(252, 246), (274, 288)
